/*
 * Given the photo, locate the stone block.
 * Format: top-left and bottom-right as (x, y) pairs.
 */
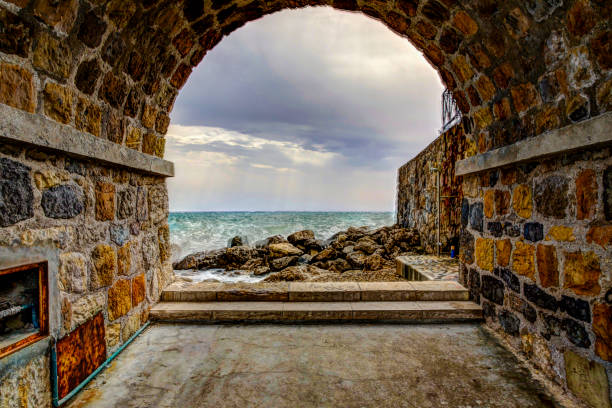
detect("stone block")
(75, 59), (101, 96)
(481, 275), (504, 305)
(78, 10), (107, 48)
(117, 188), (136, 219)
(499, 267), (520, 292)
(565, 350), (611, 408)
(469, 202), (484, 232)
(117, 242), (131, 276)
(142, 132), (157, 155)
(590, 30), (611, 71)
(0, 63), (36, 113)
(125, 127), (143, 151)
(576, 169), (597, 220)
(534, 175), (569, 218)
(459, 230), (474, 265)
(524, 283), (557, 311)
(106, 323), (121, 349)
(132, 274), (146, 306)
(141, 105), (157, 129)
(0, 158), (34, 227)
(110, 224), (129, 246)
(32, 0), (78, 33)
(563, 251), (601, 296)
(593, 303), (612, 362)
(546, 226), (575, 242)
(562, 318), (591, 348)
(498, 310), (520, 336)
(136, 186), (148, 221)
(452, 10), (478, 36)
(91, 244), (116, 289)
(99, 72), (127, 109)
(122, 313), (141, 341)
(487, 222), (502, 237)
(605, 166), (612, 221)
(512, 241), (535, 281)
(536, 244), (558, 288)
(43, 82), (73, 124)
(71, 292), (105, 329)
(58, 252), (87, 293)
(496, 239), (511, 267)
(586, 225), (612, 249)
(33, 30), (72, 78)
(484, 190), (494, 218)
(0, 9), (31, 57)
(158, 225), (171, 262)
(42, 184), (84, 219)
(75, 97), (102, 137)
(494, 190), (510, 215)
(95, 182), (115, 221)
(511, 83), (540, 113)
(108, 279), (132, 321)
(148, 184), (168, 224)
(559, 295), (591, 323)
(512, 184), (532, 218)
(523, 222), (543, 242)
(475, 238), (494, 271)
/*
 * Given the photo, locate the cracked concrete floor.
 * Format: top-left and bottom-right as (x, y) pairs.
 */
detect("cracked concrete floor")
(66, 323), (567, 408)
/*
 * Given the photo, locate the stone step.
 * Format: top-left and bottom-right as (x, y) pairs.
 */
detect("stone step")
(150, 301), (482, 322)
(161, 281), (469, 302)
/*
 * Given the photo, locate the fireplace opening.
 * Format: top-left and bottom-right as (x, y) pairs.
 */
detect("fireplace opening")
(0, 262), (48, 358)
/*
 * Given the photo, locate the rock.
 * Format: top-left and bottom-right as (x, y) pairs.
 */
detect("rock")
(563, 318), (591, 348)
(287, 230), (315, 245)
(91, 244), (116, 289)
(254, 235), (287, 248)
(354, 237), (379, 255)
(117, 188), (136, 219)
(297, 254), (312, 264)
(41, 184), (84, 219)
(499, 268), (520, 293)
(346, 251), (367, 268)
(534, 175), (569, 219)
(559, 295), (591, 323)
(481, 275), (504, 305)
(0, 157), (34, 227)
(240, 257), (264, 270)
(327, 258), (351, 273)
(593, 303), (612, 361)
(95, 181), (115, 221)
(270, 255), (298, 271)
(228, 235), (248, 247)
(563, 251), (601, 296)
(148, 184), (168, 225)
(523, 222), (544, 242)
(110, 224), (130, 246)
(312, 247), (338, 263)
(469, 202), (484, 232)
(364, 253), (385, 271)
(173, 248), (226, 270)
(524, 283), (558, 311)
(564, 350), (611, 408)
(475, 238), (494, 271)
(132, 274), (146, 306)
(302, 238), (325, 253)
(58, 252), (87, 293)
(512, 184), (533, 219)
(225, 245), (255, 267)
(536, 244), (558, 288)
(268, 242), (303, 258)
(108, 279), (131, 321)
(252, 266), (270, 276)
(512, 241), (535, 281)
(498, 310), (520, 336)
(264, 265), (308, 281)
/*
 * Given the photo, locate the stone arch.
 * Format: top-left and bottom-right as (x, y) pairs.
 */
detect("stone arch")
(1, 0), (609, 160)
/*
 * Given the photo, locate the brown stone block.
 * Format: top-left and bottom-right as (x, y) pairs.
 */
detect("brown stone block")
(467, 44), (491, 70)
(586, 225), (612, 249)
(156, 113), (170, 134)
(563, 251), (601, 296)
(33, 0), (78, 33)
(512, 241), (535, 281)
(546, 226), (575, 242)
(484, 190), (495, 218)
(142, 132), (157, 155)
(132, 274), (146, 306)
(117, 242), (131, 275)
(535, 106), (560, 135)
(567, 0), (596, 37)
(0, 63), (36, 113)
(158, 224), (170, 262)
(95, 182), (115, 221)
(493, 98), (512, 121)
(99, 72), (127, 109)
(108, 279), (132, 321)
(593, 303), (612, 362)
(75, 98), (102, 137)
(501, 168), (517, 186)
(590, 30), (611, 71)
(33, 30), (72, 78)
(125, 127), (142, 151)
(141, 105), (157, 129)
(505, 8), (530, 39)
(474, 107), (493, 129)
(511, 83), (540, 113)
(44, 82), (73, 124)
(386, 11), (409, 34)
(170, 63), (192, 89)
(494, 190), (510, 215)
(496, 239), (511, 267)
(576, 169), (597, 220)
(475, 75), (496, 102)
(154, 137), (166, 158)
(172, 28), (195, 57)
(451, 55), (474, 82)
(512, 184), (532, 219)
(597, 78), (612, 112)
(475, 238), (494, 271)
(75, 59), (102, 96)
(415, 20), (437, 39)
(536, 244), (558, 288)
(492, 63), (514, 89)
(452, 11), (478, 36)
(91, 244), (116, 289)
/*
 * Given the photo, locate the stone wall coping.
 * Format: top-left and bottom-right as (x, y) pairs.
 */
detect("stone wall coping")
(0, 104), (174, 177)
(456, 112), (612, 176)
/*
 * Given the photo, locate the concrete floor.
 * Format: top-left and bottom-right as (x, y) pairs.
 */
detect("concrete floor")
(66, 323), (567, 408)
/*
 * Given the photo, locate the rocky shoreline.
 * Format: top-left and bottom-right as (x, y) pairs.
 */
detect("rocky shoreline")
(173, 225), (424, 282)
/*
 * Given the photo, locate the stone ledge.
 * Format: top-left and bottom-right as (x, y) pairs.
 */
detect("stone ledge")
(456, 112), (612, 176)
(0, 104), (174, 177)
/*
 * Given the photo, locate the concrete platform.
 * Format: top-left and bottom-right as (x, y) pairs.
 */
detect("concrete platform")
(65, 323), (573, 408)
(396, 255), (459, 281)
(150, 300), (482, 322)
(161, 281), (469, 302)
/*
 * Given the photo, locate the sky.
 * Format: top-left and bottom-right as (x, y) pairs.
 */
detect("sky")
(166, 6), (444, 212)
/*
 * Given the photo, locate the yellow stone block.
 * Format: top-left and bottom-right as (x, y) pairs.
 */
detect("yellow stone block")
(546, 226), (575, 242)
(512, 184), (532, 218)
(564, 350), (611, 408)
(475, 238), (494, 271)
(34, 169), (69, 189)
(496, 239), (512, 267)
(484, 190), (495, 218)
(563, 251), (601, 296)
(512, 241), (535, 281)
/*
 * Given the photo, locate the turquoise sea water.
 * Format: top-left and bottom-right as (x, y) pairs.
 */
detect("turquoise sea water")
(169, 211), (395, 260)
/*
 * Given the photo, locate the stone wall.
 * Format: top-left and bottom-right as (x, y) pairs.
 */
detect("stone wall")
(0, 141), (173, 404)
(397, 122), (467, 254)
(459, 143), (612, 408)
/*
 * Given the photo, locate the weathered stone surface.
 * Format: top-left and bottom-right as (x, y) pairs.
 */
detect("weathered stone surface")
(575, 169), (597, 220)
(512, 184), (532, 219)
(95, 182), (115, 221)
(270, 256), (298, 271)
(288, 230), (315, 245)
(106, 323), (121, 349)
(475, 238), (494, 271)
(586, 225), (612, 249)
(546, 226), (575, 242)
(75, 97), (102, 136)
(108, 279), (132, 321)
(503, 222), (521, 238)
(459, 230), (474, 265)
(100, 72), (127, 109)
(499, 268), (520, 293)
(563, 251), (601, 296)
(484, 190), (494, 218)
(142, 234), (160, 271)
(487, 222), (502, 237)
(605, 166), (612, 221)
(534, 175), (569, 218)
(33, 30), (72, 78)
(524, 283), (557, 311)
(43, 82), (73, 124)
(0, 63), (36, 113)
(536, 244), (558, 288)
(33, 0), (78, 33)
(268, 243), (303, 258)
(511, 83), (540, 113)
(110, 224), (130, 246)
(78, 10), (107, 48)
(132, 273), (146, 306)
(498, 310), (520, 335)
(559, 295), (590, 323)
(158, 225), (171, 262)
(117, 242), (131, 276)
(593, 303), (612, 362)
(59, 252), (87, 293)
(148, 184), (168, 224)
(512, 241), (535, 281)
(117, 188), (136, 219)
(481, 275), (504, 305)
(42, 184), (84, 219)
(563, 318), (591, 348)
(91, 244), (116, 289)
(469, 202), (483, 232)
(0, 157), (34, 227)
(71, 291), (105, 329)
(565, 350), (611, 408)
(495, 239), (511, 267)
(523, 222), (543, 242)
(75, 59), (101, 96)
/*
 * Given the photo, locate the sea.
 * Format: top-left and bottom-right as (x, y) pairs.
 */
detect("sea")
(169, 211), (395, 283)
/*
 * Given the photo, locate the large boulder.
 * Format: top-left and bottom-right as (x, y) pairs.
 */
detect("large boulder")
(254, 235), (287, 248)
(364, 253), (386, 271)
(302, 238), (325, 254)
(268, 242), (303, 258)
(270, 255), (298, 271)
(287, 230), (315, 245)
(172, 248), (226, 270)
(228, 235), (249, 247)
(225, 246), (256, 267)
(311, 247), (338, 263)
(354, 237), (380, 255)
(327, 258), (351, 273)
(346, 251), (367, 268)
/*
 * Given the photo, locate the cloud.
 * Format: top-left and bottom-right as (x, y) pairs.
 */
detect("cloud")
(166, 6), (443, 211)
